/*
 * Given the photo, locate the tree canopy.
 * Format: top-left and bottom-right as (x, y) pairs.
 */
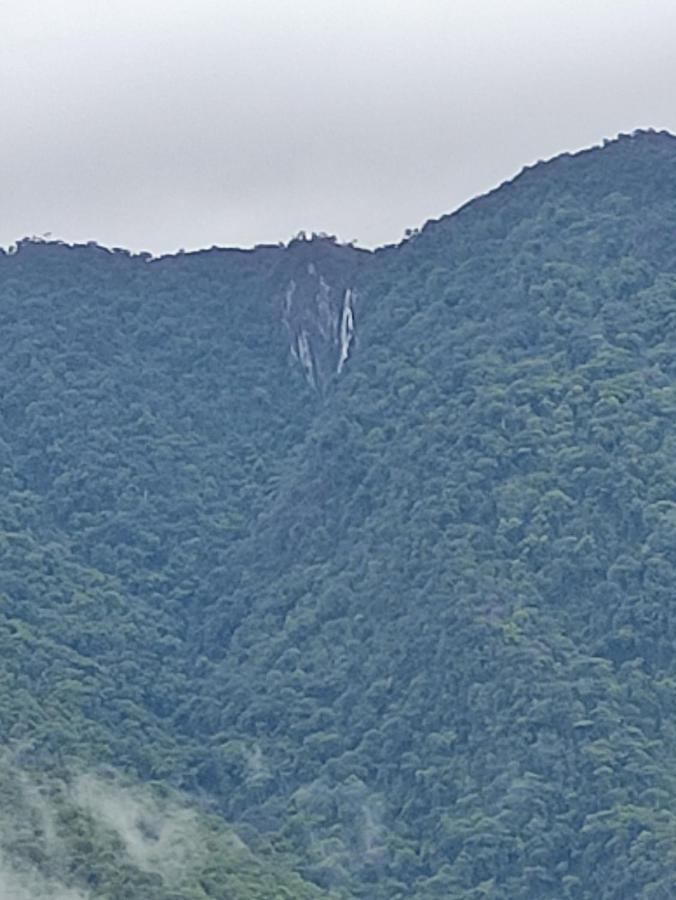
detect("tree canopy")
(2, 130), (676, 896)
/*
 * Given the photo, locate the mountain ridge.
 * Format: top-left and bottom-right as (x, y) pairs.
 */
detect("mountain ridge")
(3, 130), (676, 896)
(7, 129), (674, 263)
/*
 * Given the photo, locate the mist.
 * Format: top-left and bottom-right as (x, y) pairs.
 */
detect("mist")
(72, 773), (205, 881)
(0, 753), (246, 899)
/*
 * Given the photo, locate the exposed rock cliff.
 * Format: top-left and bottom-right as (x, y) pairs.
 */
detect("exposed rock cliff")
(280, 235), (361, 391)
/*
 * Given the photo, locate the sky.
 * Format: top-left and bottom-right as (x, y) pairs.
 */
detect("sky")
(1, 0), (676, 254)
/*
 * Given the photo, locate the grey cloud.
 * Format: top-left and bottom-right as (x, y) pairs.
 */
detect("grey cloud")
(1, 0), (676, 252)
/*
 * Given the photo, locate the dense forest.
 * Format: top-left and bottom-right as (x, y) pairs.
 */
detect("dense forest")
(2, 129), (676, 897)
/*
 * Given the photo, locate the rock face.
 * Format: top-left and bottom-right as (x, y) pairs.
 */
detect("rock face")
(281, 236), (359, 392)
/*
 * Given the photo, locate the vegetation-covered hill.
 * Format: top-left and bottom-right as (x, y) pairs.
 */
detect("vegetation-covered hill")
(2, 129), (676, 896)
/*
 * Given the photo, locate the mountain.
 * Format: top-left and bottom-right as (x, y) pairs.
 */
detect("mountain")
(2, 129), (676, 897)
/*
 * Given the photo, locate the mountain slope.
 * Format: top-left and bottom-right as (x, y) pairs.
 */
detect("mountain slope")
(2, 130), (676, 897)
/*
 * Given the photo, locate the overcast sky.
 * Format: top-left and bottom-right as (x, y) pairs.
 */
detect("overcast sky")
(1, 0), (675, 253)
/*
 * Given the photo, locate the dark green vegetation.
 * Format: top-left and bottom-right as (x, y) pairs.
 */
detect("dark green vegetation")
(2, 129), (676, 897)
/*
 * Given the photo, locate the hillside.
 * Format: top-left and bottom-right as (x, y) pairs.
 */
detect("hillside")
(2, 129), (676, 897)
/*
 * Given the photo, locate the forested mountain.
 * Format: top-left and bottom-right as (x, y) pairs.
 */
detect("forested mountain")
(2, 129), (676, 897)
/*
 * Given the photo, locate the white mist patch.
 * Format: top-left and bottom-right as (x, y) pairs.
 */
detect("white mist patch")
(72, 774), (203, 881)
(0, 753), (255, 898)
(360, 797), (385, 856)
(13, 768), (61, 855)
(243, 742), (272, 788)
(291, 775), (388, 889)
(0, 754), (91, 900)
(0, 853), (89, 900)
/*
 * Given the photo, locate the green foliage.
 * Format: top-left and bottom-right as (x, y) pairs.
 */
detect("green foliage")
(3, 131), (676, 896)
(0, 757), (327, 899)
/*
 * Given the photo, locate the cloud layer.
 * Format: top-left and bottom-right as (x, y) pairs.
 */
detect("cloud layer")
(2, 0), (676, 252)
